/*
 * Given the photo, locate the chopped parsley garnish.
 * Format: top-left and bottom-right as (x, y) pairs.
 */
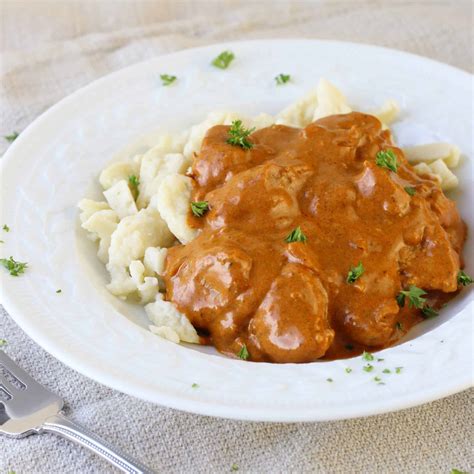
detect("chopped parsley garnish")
(375, 149), (398, 173)
(0, 338), (7, 347)
(377, 358), (384, 362)
(226, 120), (255, 149)
(275, 73), (291, 85)
(397, 285), (427, 309)
(347, 262), (364, 284)
(382, 368), (391, 374)
(191, 383), (199, 388)
(457, 270), (473, 286)
(373, 376), (382, 382)
(395, 367), (403, 374)
(160, 74), (177, 86)
(326, 378), (333, 382)
(4, 131), (19, 143)
(395, 321), (403, 331)
(421, 305), (439, 319)
(363, 364), (374, 372)
(128, 175), (140, 198)
(190, 201), (209, 217)
(211, 50), (235, 69)
(230, 463), (239, 471)
(3, 224), (10, 232)
(450, 469), (468, 474)
(0, 240), (3, 244)
(285, 226), (307, 243)
(0, 256), (28, 276)
(237, 344), (249, 360)
(404, 186), (416, 196)
(56, 289), (62, 293)
(362, 351), (374, 361)
(345, 367), (352, 374)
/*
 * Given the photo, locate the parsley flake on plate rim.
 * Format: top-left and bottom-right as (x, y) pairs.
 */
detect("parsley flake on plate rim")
(275, 73), (291, 85)
(0, 256), (28, 276)
(211, 50), (235, 69)
(160, 74), (177, 86)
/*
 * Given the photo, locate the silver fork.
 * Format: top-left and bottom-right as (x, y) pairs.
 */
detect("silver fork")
(0, 350), (155, 473)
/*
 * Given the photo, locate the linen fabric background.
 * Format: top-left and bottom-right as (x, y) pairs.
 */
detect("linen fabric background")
(0, 1), (472, 472)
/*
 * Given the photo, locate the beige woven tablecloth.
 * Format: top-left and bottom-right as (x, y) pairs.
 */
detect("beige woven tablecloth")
(1, 1), (473, 472)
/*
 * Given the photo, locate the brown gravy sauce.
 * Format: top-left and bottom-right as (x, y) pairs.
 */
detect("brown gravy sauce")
(164, 113), (466, 363)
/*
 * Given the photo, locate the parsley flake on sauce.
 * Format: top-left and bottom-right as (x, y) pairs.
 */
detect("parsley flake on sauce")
(190, 201), (209, 218)
(226, 120), (255, 149)
(4, 131), (19, 143)
(457, 270), (473, 286)
(237, 344), (249, 360)
(382, 368), (391, 374)
(0, 256), (28, 276)
(375, 149), (398, 173)
(404, 186), (416, 196)
(363, 364), (374, 373)
(395, 367), (403, 374)
(275, 73), (291, 85)
(421, 305), (439, 319)
(0, 338), (7, 347)
(3, 224), (10, 232)
(56, 289), (62, 294)
(345, 367), (352, 374)
(211, 50), (235, 69)
(347, 262), (364, 284)
(230, 463), (239, 472)
(397, 285), (427, 309)
(285, 226), (307, 243)
(191, 383), (199, 389)
(450, 469), (468, 474)
(326, 378), (333, 382)
(160, 74), (177, 86)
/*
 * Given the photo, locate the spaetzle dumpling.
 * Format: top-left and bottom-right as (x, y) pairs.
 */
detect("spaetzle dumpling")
(429, 159), (459, 191)
(81, 209), (119, 263)
(403, 143), (461, 168)
(370, 99), (400, 126)
(153, 174), (198, 244)
(103, 179), (138, 219)
(183, 111), (240, 161)
(137, 151), (188, 209)
(143, 247), (168, 276)
(99, 161), (139, 190)
(312, 79), (351, 120)
(275, 87), (318, 127)
(78, 199), (110, 224)
(145, 293), (199, 344)
(108, 207), (175, 268)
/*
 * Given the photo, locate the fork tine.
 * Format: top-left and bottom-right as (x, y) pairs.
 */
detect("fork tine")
(0, 351), (38, 388)
(0, 351), (63, 420)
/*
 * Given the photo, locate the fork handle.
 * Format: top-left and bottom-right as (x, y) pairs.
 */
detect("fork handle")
(41, 413), (155, 474)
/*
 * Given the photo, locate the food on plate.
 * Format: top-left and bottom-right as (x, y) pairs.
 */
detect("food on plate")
(79, 79), (470, 363)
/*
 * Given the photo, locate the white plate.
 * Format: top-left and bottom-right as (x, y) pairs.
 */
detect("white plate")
(1, 40), (473, 422)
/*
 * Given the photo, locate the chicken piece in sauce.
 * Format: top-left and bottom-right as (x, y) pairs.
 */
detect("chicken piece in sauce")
(164, 112), (467, 363)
